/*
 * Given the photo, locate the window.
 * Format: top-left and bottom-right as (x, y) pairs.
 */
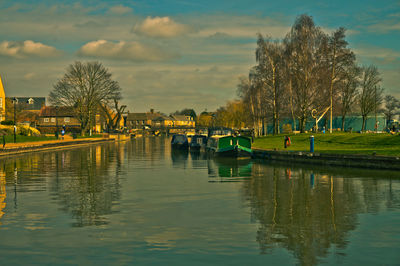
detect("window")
(64, 117), (70, 122)
(51, 118), (56, 122)
(44, 118), (49, 122)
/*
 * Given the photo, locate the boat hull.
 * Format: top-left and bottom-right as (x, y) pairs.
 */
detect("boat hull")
(215, 146), (252, 158)
(171, 134), (189, 150)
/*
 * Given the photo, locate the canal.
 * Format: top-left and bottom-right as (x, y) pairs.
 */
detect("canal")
(0, 137), (399, 265)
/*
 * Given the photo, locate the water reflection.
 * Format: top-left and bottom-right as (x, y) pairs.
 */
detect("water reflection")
(0, 137), (399, 265)
(242, 163), (400, 265)
(171, 149), (189, 168)
(0, 169), (5, 221)
(208, 157), (252, 181)
(0, 143), (123, 227)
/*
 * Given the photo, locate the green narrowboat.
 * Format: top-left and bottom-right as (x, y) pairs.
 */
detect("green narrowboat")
(206, 135), (252, 158)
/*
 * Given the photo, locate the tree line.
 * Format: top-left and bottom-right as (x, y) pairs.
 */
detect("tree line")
(210, 14), (399, 135)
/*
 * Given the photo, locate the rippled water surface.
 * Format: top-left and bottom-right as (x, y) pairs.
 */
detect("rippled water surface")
(0, 137), (399, 265)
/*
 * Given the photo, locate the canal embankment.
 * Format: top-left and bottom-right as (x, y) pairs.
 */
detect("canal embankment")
(252, 149), (400, 170)
(0, 138), (115, 158)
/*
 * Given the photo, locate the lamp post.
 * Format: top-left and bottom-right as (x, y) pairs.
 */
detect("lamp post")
(55, 106), (59, 139)
(12, 97), (17, 143)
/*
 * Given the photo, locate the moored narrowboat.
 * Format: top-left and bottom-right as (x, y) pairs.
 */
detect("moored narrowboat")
(189, 135), (208, 150)
(171, 134), (189, 149)
(206, 135), (252, 158)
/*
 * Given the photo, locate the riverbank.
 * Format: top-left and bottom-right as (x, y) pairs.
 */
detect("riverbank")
(252, 149), (400, 170)
(0, 137), (114, 158)
(252, 132), (400, 170)
(253, 132), (400, 156)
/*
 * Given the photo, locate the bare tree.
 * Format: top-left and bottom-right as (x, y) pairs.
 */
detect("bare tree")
(327, 27), (356, 132)
(285, 14), (326, 132)
(282, 39), (297, 131)
(99, 96), (126, 132)
(49, 61), (122, 135)
(238, 75), (261, 136)
(358, 65), (383, 132)
(338, 64), (361, 130)
(255, 34), (285, 135)
(383, 95), (400, 123)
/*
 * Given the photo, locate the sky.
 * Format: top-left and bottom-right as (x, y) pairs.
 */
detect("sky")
(0, 0), (399, 114)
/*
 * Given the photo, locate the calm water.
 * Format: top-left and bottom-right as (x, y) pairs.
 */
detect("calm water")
(0, 137), (399, 265)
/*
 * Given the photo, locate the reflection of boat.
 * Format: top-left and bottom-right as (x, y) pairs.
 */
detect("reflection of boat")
(171, 134), (189, 149)
(208, 157), (252, 180)
(190, 149), (208, 160)
(207, 135), (252, 158)
(171, 148), (189, 168)
(189, 135), (208, 150)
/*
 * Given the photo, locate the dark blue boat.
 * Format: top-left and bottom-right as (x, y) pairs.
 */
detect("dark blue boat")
(189, 135), (208, 150)
(171, 134), (189, 149)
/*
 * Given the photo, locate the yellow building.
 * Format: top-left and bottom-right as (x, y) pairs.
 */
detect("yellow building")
(0, 75), (6, 122)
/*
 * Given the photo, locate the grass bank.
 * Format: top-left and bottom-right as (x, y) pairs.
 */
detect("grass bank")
(4, 135), (57, 143)
(253, 132), (400, 156)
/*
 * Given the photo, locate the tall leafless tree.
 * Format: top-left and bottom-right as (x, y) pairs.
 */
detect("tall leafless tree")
(255, 34), (285, 135)
(358, 65), (383, 132)
(285, 14), (326, 132)
(49, 61), (122, 135)
(338, 64), (361, 130)
(327, 27), (356, 132)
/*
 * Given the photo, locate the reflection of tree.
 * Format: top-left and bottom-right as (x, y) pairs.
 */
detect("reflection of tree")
(49, 145), (122, 227)
(0, 143), (123, 227)
(242, 164), (363, 265)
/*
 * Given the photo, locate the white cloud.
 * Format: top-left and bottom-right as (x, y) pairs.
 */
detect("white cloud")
(77, 40), (178, 62)
(0, 40), (61, 58)
(108, 5), (133, 15)
(23, 72), (35, 80)
(195, 26), (290, 39)
(367, 22), (400, 33)
(354, 46), (400, 63)
(134, 16), (190, 38)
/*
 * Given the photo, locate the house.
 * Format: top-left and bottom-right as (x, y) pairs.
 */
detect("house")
(170, 115), (195, 127)
(126, 111), (197, 130)
(0, 75), (5, 122)
(4, 96), (46, 126)
(126, 112), (173, 129)
(6, 97), (46, 111)
(37, 106), (81, 133)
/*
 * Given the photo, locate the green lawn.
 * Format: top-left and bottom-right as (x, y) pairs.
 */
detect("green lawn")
(253, 132), (400, 156)
(3, 135), (57, 143)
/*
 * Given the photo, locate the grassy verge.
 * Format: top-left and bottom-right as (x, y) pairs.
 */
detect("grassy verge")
(3, 135), (57, 143)
(253, 132), (400, 156)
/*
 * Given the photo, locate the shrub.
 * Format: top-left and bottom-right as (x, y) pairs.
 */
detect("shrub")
(1, 120), (14, 125)
(0, 125), (13, 134)
(17, 125), (41, 136)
